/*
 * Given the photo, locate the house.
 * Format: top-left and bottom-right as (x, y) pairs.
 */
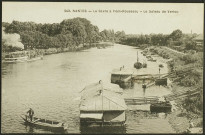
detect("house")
(193, 34), (204, 46)
(79, 81), (127, 126)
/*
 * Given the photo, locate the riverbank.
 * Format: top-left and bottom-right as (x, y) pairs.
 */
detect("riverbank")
(2, 42), (114, 59)
(142, 45), (203, 133)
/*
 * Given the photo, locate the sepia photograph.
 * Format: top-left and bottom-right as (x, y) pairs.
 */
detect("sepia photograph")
(1, 1), (204, 134)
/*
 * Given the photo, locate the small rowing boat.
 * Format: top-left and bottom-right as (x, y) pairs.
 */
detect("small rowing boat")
(21, 115), (67, 131)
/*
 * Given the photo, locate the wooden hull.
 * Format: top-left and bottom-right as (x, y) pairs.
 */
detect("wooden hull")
(142, 63), (147, 68)
(3, 56), (43, 63)
(3, 56), (28, 63)
(21, 115), (66, 132)
(134, 62), (142, 69)
(155, 78), (167, 86)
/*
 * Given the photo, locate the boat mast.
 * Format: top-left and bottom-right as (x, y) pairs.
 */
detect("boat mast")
(137, 51), (139, 63)
(100, 81), (104, 127)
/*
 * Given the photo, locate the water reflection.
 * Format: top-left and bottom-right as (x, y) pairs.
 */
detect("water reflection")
(127, 110), (170, 119)
(125, 110), (174, 133)
(25, 124), (34, 133)
(80, 125), (126, 134)
(23, 122), (67, 134)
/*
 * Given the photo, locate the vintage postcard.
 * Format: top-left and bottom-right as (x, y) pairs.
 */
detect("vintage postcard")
(1, 2), (204, 134)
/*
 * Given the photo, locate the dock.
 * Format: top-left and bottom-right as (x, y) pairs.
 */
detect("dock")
(124, 96), (159, 105)
(124, 87), (200, 106)
(111, 68), (168, 88)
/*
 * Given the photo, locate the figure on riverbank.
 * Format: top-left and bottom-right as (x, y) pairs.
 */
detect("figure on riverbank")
(142, 82), (147, 96)
(27, 108), (34, 121)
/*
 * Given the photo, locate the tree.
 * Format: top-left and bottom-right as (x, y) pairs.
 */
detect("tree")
(2, 18), (106, 52)
(115, 31), (125, 42)
(169, 29), (183, 41)
(185, 40), (196, 50)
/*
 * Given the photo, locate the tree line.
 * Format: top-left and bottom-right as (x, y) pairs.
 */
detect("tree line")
(2, 17), (199, 52)
(119, 29), (198, 51)
(2, 18), (118, 52)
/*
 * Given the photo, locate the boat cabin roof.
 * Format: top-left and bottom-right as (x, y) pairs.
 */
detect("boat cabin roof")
(80, 82), (127, 111)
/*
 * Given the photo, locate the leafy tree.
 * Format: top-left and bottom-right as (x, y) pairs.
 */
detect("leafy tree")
(169, 29), (183, 41)
(185, 40), (197, 50)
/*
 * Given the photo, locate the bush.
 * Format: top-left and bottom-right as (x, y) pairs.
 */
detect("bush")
(172, 40), (183, 46)
(180, 55), (197, 64)
(179, 69), (201, 87)
(182, 94), (203, 114)
(185, 40), (196, 50)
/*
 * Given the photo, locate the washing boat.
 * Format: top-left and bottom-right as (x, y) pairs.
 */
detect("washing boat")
(3, 51), (43, 64)
(21, 115), (68, 131)
(3, 56), (28, 63)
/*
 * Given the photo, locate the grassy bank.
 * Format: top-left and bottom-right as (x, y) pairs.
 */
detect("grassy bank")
(148, 46), (203, 87)
(143, 46), (203, 133)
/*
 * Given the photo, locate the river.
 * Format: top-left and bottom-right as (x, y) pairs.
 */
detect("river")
(1, 44), (175, 133)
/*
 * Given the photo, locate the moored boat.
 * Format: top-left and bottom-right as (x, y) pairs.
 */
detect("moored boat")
(155, 78), (167, 86)
(3, 56), (28, 63)
(142, 63), (147, 68)
(142, 60), (147, 68)
(21, 115), (68, 131)
(27, 55), (43, 62)
(146, 55), (151, 59)
(150, 101), (172, 113)
(134, 51), (142, 69)
(159, 64), (164, 68)
(3, 51), (43, 63)
(147, 57), (157, 62)
(134, 62), (142, 69)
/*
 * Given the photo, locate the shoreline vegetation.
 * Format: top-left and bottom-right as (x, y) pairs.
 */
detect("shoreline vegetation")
(2, 42), (114, 59)
(2, 17), (203, 133)
(147, 46), (203, 133)
(2, 17), (116, 58)
(121, 31), (203, 133)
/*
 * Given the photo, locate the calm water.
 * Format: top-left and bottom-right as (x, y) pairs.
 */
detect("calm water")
(1, 44), (175, 133)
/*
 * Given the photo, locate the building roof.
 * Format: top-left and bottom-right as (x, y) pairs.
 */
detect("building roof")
(80, 82), (127, 111)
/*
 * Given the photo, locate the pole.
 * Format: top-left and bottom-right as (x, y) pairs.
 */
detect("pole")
(100, 81), (104, 127)
(159, 68), (161, 78)
(137, 51), (139, 62)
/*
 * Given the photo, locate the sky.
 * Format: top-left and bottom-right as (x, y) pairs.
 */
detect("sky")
(2, 2), (204, 35)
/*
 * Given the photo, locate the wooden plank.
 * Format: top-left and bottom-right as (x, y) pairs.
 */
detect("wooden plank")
(122, 76), (132, 82)
(124, 96), (159, 105)
(165, 91), (200, 101)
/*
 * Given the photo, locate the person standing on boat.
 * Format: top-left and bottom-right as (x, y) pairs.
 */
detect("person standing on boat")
(27, 108), (34, 121)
